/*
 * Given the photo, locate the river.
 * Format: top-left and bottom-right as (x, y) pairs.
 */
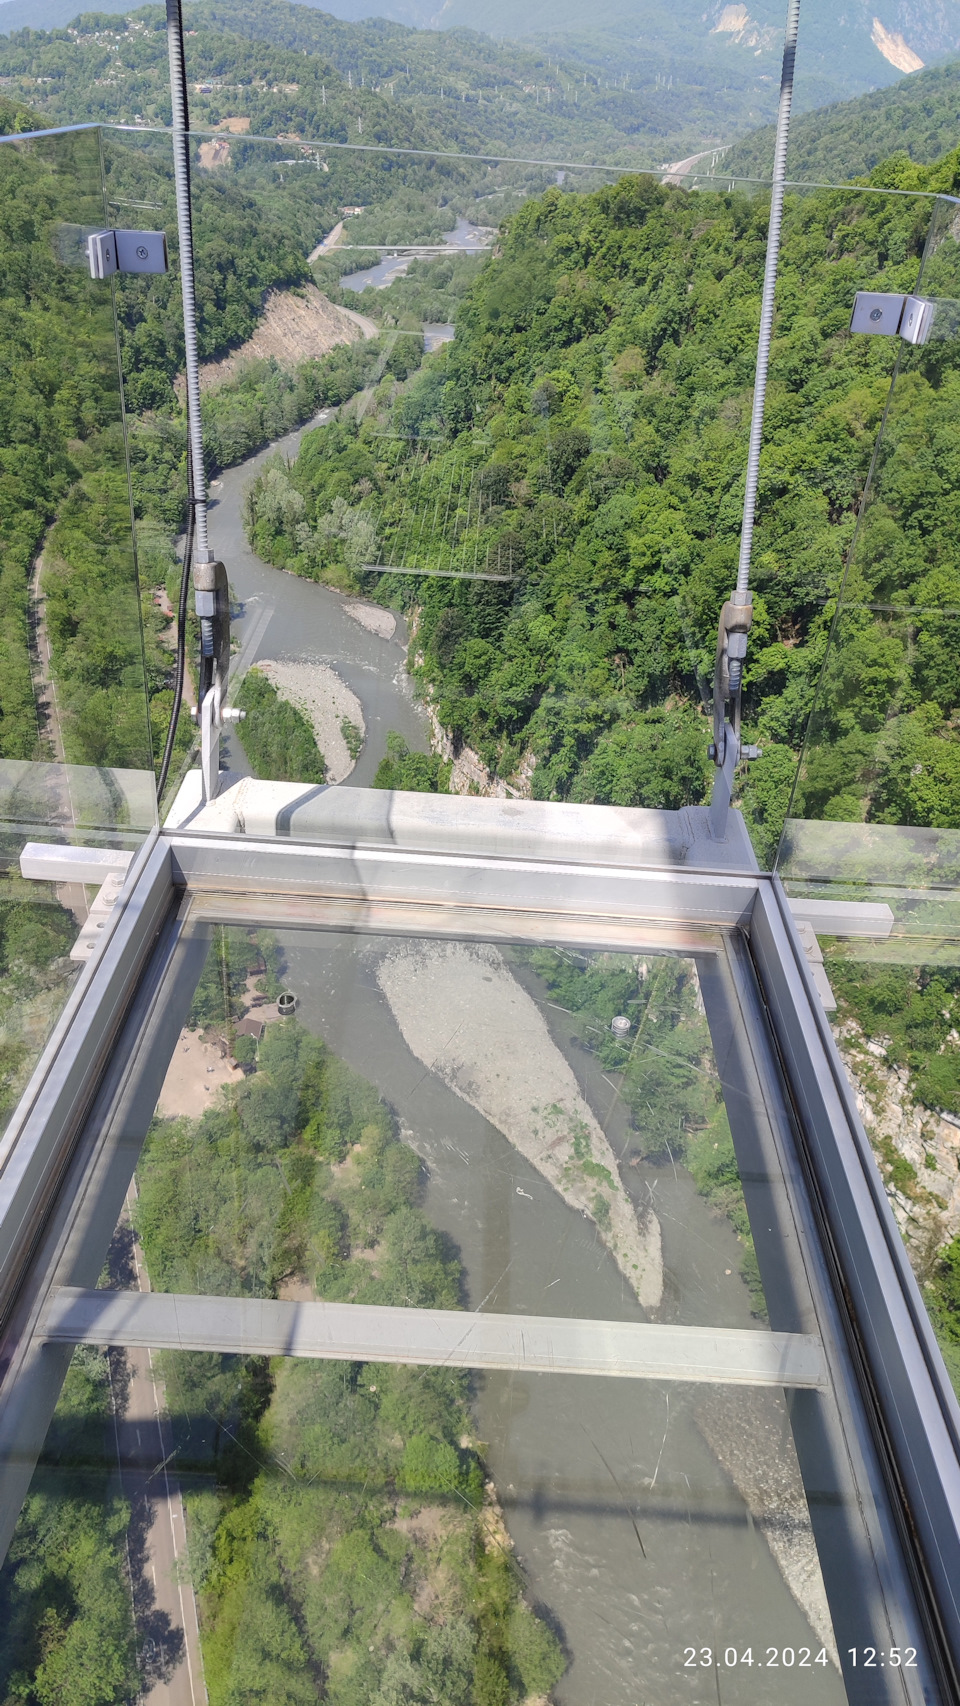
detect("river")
(206, 415), (429, 786)
(339, 215), (493, 293)
(204, 428), (846, 1706)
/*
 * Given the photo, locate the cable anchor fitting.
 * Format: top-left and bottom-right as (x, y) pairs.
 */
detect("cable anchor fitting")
(711, 590), (753, 769)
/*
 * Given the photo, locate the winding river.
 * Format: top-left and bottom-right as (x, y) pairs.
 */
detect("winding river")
(207, 414), (429, 785)
(204, 428), (847, 1706)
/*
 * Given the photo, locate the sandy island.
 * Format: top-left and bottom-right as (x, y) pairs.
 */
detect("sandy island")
(697, 1388), (840, 1664)
(343, 599), (396, 640)
(375, 939), (663, 1308)
(255, 657), (364, 782)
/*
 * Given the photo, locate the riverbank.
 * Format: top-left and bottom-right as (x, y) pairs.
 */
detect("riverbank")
(206, 410), (430, 788)
(375, 938), (664, 1309)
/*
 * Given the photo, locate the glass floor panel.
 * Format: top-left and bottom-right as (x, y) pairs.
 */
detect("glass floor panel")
(0, 905), (938, 1706)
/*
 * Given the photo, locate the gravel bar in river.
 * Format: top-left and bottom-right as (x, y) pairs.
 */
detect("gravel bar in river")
(255, 657), (365, 783)
(376, 939), (664, 1307)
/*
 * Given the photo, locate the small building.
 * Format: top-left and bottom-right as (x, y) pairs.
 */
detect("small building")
(235, 1014), (265, 1042)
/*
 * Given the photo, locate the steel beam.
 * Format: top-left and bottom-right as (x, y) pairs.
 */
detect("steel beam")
(44, 1289), (828, 1388)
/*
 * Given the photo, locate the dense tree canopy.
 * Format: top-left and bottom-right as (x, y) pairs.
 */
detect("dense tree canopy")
(248, 152), (960, 858)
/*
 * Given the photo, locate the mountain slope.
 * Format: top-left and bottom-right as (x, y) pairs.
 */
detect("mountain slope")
(0, 0), (941, 163)
(724, 54), (960, 181)
(0, 0), (753, 166)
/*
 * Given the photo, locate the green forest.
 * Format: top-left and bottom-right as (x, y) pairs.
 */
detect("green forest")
(724, 54), (960, 184)
(0, 0), (784, 171)
(245, 151), (960, 857)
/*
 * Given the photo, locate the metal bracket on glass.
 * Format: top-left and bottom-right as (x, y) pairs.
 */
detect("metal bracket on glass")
(850, 291), (934, 345)
(190, 684), (244, 806)
(86, 229), (169, 280)
(18, 843), (134, 962)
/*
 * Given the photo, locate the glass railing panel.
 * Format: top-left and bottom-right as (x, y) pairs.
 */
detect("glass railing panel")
(0, 125), (156, 781)
(99, 132), (926, 877)
(779, 191), (960, 889)
(774, 190), (960, 1422)
(0, 753), (156, 1139)
(97, 124), (204, 810)
(0, 125), (159, 1126)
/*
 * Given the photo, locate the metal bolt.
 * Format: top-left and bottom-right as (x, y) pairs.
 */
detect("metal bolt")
(136, 245), (149, 260)
(869, 308), (883, 322)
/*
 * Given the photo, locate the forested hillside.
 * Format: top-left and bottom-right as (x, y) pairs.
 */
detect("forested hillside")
(0, 0), (714, 167)
(0, 35), (442, 780)
(724, 56), (960, 183)
(0, 0), (905, 161)
(246, 152), (960, 856)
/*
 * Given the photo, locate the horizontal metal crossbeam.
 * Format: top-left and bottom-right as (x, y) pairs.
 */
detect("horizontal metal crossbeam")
(45, 1289), (827, 1388)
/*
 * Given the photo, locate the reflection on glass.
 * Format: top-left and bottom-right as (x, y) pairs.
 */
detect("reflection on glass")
(12, 909), (948, 1704)
(0, 128), (153, 781)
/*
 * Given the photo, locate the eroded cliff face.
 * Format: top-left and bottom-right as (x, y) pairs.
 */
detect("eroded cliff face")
(426, 704), (536, 799)
(177, 284), (376, 395)
(835, 1018), (960, 1271)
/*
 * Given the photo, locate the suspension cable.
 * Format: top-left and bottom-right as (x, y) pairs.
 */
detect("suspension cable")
(708, 0), (800, 826)
(165, 0), (209, 563)
(734, 0), (801, 613)
(156, 0), (210, 806)
(156, 470), (194, 802)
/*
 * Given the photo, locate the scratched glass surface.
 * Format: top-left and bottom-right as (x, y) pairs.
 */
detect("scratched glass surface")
(5, 918), (940, 1706)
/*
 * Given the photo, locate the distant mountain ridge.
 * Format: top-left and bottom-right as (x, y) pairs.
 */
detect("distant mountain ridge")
(2, 0), (956, 176)
(1, 0), (951, 122)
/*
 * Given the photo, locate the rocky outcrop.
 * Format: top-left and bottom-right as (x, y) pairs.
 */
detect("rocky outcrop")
(426, 705), (536, 799)
(835, 1020), (960, 1261)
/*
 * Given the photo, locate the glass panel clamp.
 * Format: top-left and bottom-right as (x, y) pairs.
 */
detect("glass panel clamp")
(86, 229), (169, 279)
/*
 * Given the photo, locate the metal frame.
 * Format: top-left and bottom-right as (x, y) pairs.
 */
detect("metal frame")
(752, 880), (960, 1692)
(1, 799), (959, 1696)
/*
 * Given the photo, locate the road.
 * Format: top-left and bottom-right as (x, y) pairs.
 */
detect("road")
(661, 146), (727, 185)
(109, 1197), (207, 1706)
